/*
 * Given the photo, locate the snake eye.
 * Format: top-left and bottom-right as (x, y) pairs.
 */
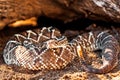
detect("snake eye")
(23, 39), (32, 46)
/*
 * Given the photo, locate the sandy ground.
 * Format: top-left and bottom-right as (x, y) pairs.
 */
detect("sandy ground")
(0, 18), (120, 80)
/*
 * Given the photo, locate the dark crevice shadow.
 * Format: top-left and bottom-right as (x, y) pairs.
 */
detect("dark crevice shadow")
(37, 16), (93, 32)
(0, 54), (4, 65)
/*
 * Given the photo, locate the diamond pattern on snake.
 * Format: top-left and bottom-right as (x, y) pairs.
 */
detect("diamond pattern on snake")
(3, 27), (119, 74)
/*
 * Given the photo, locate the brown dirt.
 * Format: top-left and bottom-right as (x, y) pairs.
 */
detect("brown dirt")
(0, 18), (120, 80)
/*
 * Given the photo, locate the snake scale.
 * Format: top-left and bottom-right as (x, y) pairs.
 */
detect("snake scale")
(3, 27), (119, 74)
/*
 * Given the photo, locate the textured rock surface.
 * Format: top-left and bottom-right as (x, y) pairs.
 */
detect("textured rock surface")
(1, 0), (120, 29)
(0, 0), (77, 29)
(60, 0), (120, 22)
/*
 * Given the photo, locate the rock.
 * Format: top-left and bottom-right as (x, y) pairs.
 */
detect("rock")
(1, 0), (120, 30)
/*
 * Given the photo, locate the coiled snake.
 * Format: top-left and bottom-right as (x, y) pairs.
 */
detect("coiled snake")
(3, 27), (119, 74)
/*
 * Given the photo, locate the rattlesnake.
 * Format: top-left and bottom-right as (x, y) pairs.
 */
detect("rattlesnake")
(3, 27), (119, 73)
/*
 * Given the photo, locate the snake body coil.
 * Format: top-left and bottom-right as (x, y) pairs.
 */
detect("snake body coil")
(3, 27), (119, 73)
(3, 27), (75, 70)
(71, 31), (119, 73)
